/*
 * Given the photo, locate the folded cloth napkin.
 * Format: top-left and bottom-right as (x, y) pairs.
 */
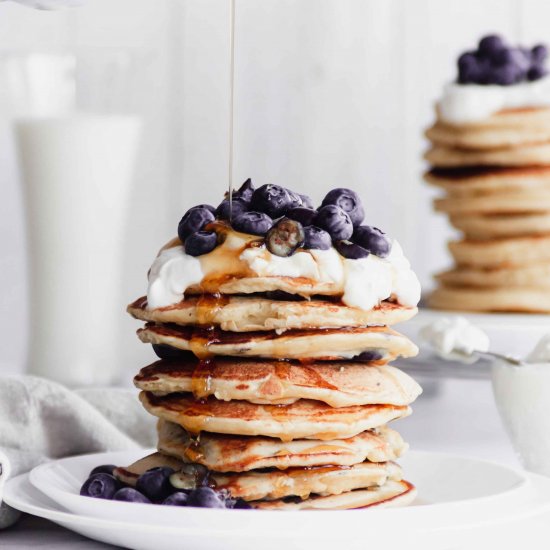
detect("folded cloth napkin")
(0, 375), (156, 529)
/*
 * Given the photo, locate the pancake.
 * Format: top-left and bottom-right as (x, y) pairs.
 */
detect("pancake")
(425, 166), (550, 197)
(139, 392), (411, 441)
(135, 359), (422, 407)
(252, 480), (416, 510)
(127, 295), (417, 332)
(157, 420), (408, 471)
(434, 190), (550, 215)
(449, 212), (550, 239)
(429, 285), (550, 313)
(426, 119), (550, 150)
(424, 142), (550, 168)
(137, 324), (419, 362)
(448, 235), (550, 268)
(436, 262), (550, 288)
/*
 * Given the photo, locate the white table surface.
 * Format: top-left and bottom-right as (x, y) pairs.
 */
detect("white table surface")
(1, 376), (521, 548)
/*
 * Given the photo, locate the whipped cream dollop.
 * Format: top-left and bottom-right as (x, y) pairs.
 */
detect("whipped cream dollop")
(420, 316), (490, 363)
(146, 233), (421, 312)
(438, 76), (550, 124)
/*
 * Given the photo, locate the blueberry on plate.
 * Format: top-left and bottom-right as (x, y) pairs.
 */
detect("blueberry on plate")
(215, 198), (248, 221)
(80, 473), (120, 499)
(89, 464), (117, 477)
(185, 231), (218, 257)
(320, 188), (364, 226)
(266, 218), (305, 257)
(178, 205), (215, 242)
(352, 225), (392, 258)
(314, 205), (353, 241)
(113, 487), (151, 504)
(136, 467), (175, 502)
(231, 211), (273, 236)
(334, 240), (370, 259)
(299, 194), (314, 209)
(229, 178), (255, 203)
(152, 344), (196, 361)
(187, 486), (225, 509)
(250, 184), (292, 218)
(302, 225), (331, 250)
(162, 491), (189, 506)
(286, 207), (317, 226)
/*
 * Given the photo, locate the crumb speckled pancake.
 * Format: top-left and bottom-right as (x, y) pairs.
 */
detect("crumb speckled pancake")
(158, 420), (407, 471)
(449, 212), (550, 239)
(137, 324), (418, 362)
(425, 166), (550, 197)
(139, 392), (411, 441)
(135, 359), (422, 407)
(429, 285), (550, 313)
(128, 296), (416, 332)
(425, 142), (550, 168)
(436, 263), (550, 289)
(252, 480), (416, 510)
(448, 235), (550, 268)
(434, 190), (550, 215)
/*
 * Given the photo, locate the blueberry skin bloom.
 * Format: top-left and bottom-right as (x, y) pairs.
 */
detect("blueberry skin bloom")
(89, 464), (117, 477)
(162, 491), (189, 506)
(112, 487), (151, 504)
(215, 198), (248, 221)
(231, 211), (273, 236)
(321, 188), (365, 227)
(286, 207), (317, 226)
(334, 240), (370, 260)
(230, 178), (255, 203)
(185, 231), (218, 257)
(302, 226), (331, 250)
(178, 205), (215, 242)
(80, 473), (120, 499)
(314, 205), (353, 241)
(250, 184), (292, 218)
(187, 486), (226, 509)
(352, 225), (392, 258)
(136, 467), (175, 502)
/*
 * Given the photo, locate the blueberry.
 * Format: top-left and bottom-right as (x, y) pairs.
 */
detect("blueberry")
(299, 194), (314, 209)
(490, 64), (520, 85)
(187, 486), (225, 509)
(315, 205), (353, 241)
(491, 48), (513, 67)
(285, 188), (303, 209)
(215, 198), (248, 221)
(478, 35), (505, 56)
(528, 65), (547, 81)
(286, 207), (317, 226)
(352, 225), (392, 258)
(321, 188), (364, 226)
(113, 487), (151, 504)
(250, 184), (292, 218)
(303, 225), (331, 250)
(509, 47), (530, 73)
(178, 206), (215, 243)
(136, 467), (175, 502)
(232, 498), (252, 509)
(89, 464), (116, 477)
(185, 231), (217, 257)
(457, 53), (481, 84)
(229, 178), (255, 203)
(231, 211), (273, 236)
(334, 240), (370, 259)
(152, 344), (196, 361)
(162, 491), (189, 506)
(266, 218), (305, 257)
(532, 44), (548, 63)
(80, 473), (120, 499)
(353, 350), (385, 362)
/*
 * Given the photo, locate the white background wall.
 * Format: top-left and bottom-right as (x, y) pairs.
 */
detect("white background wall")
(1, 0), (548, 376)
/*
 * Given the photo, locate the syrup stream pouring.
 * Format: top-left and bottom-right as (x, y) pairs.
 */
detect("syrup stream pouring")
(227, 0), (236, 219)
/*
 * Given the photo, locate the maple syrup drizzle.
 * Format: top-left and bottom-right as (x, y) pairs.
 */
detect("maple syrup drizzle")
(191, 358), (216, 400)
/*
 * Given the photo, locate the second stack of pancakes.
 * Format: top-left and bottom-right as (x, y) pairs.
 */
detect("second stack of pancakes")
(128, 231), (422, 509)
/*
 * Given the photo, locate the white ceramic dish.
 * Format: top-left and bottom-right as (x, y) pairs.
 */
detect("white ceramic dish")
(1, 449), (544, 549)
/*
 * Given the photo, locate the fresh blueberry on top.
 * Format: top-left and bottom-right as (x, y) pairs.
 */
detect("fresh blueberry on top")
(266, 218), (305, 257)
(215, 198), (248, 221)
(152, 344), (196, 361)
(333, 240), (370, 260)
(229, 178), (255, 203)
(187, 486), (225, 509)
(178, 205), (215, 242)
(250, 184), (292, 218)
(478, 35), (505, 57)
(80, 473), (120, 499)
(528, 65), (547, 81)
(184, 231), (218, 257)
(352, 225), (392, 258)
(162, 491), (189, 506)
(320, 188), (364, 226)
(113, 487), (151, 504)
(89, 464), (117, 477)
(299, 194), (314, 209)
(314, 205), (353, 241)
(302, 225), (331, 250)
(532, 44), (548, 63)
(285, 188), (303, 209)
(286, 206), (317, 226)
(231, 211), (273, 236)
(136, 467), (175, 502)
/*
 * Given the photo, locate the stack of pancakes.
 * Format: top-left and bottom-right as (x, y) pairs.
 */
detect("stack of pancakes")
(126, 272), (422, 509)
(425, 106), (550, 312)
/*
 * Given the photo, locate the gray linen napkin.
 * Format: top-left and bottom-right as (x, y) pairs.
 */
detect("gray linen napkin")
(0, 375), (156, 528)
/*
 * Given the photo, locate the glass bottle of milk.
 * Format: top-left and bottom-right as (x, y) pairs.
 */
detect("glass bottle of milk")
(6, 52), (141, 386)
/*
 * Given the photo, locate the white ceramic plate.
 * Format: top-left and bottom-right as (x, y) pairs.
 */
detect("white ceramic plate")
(3, 449), (545, 549)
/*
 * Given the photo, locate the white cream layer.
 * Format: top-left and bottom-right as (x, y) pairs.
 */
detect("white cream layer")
(438, 76), (550, 124)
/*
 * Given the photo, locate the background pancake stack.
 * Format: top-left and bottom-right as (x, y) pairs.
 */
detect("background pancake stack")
(425, 35), (550, 312)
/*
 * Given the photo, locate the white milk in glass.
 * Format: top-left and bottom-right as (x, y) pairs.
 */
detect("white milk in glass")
(16, 114), (141, 386)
